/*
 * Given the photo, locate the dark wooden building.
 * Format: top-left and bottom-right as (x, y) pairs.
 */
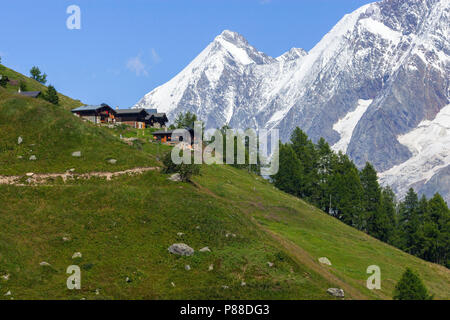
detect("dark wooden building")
(152, 127), (195, 145)
(115, 109), (149, 129)
(71, 103), (116, 124)
(145, 112), (168, 128)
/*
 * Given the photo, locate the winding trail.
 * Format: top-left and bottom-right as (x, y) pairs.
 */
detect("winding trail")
(0, 167), (160, 185)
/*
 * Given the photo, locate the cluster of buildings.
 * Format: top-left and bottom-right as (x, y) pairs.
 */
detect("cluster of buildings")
(70, 103), (195, 145)
(71, 103), (168, 129)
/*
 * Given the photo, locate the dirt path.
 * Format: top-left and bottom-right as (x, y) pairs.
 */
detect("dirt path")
(0, 167), (160, 185)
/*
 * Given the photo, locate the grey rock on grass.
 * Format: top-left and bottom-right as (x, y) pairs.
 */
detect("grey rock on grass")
(327, 288), (345, 298)
(168, 243), (194, 256)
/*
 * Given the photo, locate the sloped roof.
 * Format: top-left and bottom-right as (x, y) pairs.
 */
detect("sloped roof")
(145, 109), (158, 114)
(116, 108), (147, 115)
(19, 91), (41, 98)
(145, 113), (168, 120)
(153, 127), (193, 135)
(71, 103), (113, 112)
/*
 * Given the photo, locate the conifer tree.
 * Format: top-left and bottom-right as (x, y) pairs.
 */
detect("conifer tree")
(422, 193), (449, 265)
(379, 186), (397, 244)
(271, 143), (303, 196)
(290, 127), (318, 200)
(360, 162), (382, 234)
(393, 268), (432, 300)
(316, 138), (336, 211)
(329, 153), (364, 228)
(398, 188), (422, 255)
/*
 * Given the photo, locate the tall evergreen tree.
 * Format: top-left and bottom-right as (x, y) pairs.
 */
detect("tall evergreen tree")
(290, 127), (318, 200)
(271, 143), (303, 196)
(398, 188), (422, 255)
(360, 162), (382, 234)
(379, 186), (397, 244)
(422, 193), (449, 266)
(329, 153), (364, 228)
(315, 138), (336, 212)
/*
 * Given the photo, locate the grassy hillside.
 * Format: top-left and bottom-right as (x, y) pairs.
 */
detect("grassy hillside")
(0, 67), (448, 300)
(0, 64), (82, 110)
(0, 88), (158, 175)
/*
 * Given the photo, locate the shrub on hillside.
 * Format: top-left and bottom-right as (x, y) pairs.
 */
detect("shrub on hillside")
(162, 150), (200, 182)
(44, 85), (59, 105)
(393, 268), (433, 300)
(0, 75), (8, 88)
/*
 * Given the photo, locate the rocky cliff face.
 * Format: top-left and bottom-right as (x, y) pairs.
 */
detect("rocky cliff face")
(135, 0), (450, 203)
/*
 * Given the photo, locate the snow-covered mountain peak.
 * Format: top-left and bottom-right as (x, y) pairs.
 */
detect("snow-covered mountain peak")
(135, 0), (450, 203)
(214, 30), (248, 47)
(213, 30), (274, 65)
(276, 48), (307, 62)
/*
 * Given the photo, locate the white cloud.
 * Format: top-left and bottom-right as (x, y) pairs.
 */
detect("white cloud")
(126, 53), (148, 77)
(151, 48), (161, 64)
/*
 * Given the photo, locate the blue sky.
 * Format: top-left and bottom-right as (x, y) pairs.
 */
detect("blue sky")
(0, 0), (374, 108)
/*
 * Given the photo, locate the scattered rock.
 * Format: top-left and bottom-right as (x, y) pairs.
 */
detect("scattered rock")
(125, 277), (131, 283)
(108, 159), (117, 164)
(185, 265), (191, 271)
(208, 264), (214, 271)
(195, 226), (201, 230)
(177, 232), (184, 237)
(241, 281), (246, 286)
(39, 261), (51, 267)
(72, 151), (82, 157)
(18, 136), (23, 145)
(62, 236), (71, 242)
(72, 252), (82, 259)
(199, 247), (211, 253)
(26, 172), (34, 177)
(327, 288), (345, 298)
(168, 243), (194, 256)
(69, 168), (75, 173)
(267, 262), (274, 268)
(17, 155), (23, 159)
(2, 274), (10, 281)
(29, 155), (37, 161)
(171, 282), (176, 288)
(318, 257), (332, 266)
(95, 289), (100, 295)
(222, 285), (229, 289)
(168, 173), (182, 182)
(4, 291), (11, 296)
